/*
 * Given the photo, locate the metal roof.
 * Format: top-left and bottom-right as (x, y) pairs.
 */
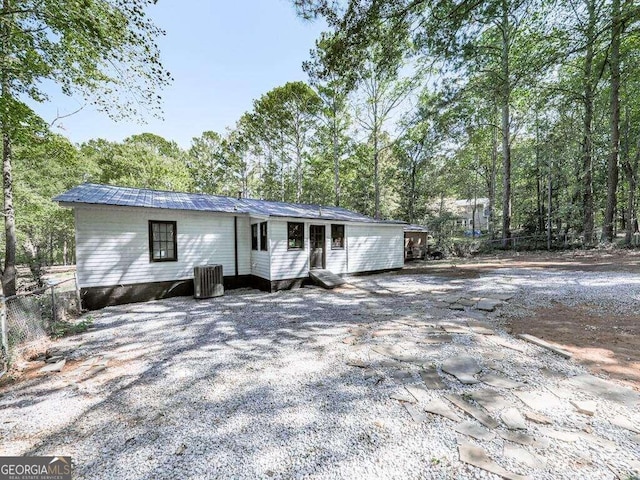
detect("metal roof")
(54, 183), (406, 225)
(404, 224), (430, 232)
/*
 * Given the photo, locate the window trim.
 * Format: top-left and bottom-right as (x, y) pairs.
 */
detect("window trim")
(251, 223), (258, 251)
(148, 220), (178, 262)
(287, 222), (304, 250)
(331, 224), (345, 250)
(259, 221), (268, 251)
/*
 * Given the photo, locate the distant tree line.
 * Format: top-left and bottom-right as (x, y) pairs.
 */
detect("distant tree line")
(2, 0), (640, 292)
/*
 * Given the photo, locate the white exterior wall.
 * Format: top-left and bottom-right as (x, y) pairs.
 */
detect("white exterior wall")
(249, 218), (271, 280)
(75, 205), (250, 288)
(347, 224), (404, 273)
(269, 220), (309, 281)
(268, 219), (402, 280)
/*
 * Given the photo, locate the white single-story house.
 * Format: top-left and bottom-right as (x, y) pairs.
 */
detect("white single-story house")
(55, 183), (406, 309)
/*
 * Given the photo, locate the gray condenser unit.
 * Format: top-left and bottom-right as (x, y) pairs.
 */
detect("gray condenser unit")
(193, 264), (224, 299)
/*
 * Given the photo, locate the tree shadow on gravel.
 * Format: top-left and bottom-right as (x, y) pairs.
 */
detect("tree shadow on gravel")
(8, 288), (410, 478)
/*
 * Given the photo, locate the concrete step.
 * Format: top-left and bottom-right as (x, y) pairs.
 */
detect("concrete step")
(309, 269), (346, 289)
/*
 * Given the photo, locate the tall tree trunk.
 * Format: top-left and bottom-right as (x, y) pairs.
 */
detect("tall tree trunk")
(604, 0), (621, 242)
(582, 0), (596, 245)
(1, 0), (16, 296)
(500, 0), (512, 247)
(409, 162), (416, 224)
(373, 126), (380, 219)
(332, 104), (340, 207)
(623, 129), (640, 245)
(1, 130), (16, 296)
(535, 111), (544, 233)
(489, 103), (498, 240)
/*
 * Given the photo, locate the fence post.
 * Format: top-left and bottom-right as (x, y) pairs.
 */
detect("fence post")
(74, 272), (82, 312)
(1, 296), (7, 357)
(50, 285), (56, 324)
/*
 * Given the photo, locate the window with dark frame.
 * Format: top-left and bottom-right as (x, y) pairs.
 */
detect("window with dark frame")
(260, 222), (268, 251)
(251, 224), (258, 250)
(287, 222), (304, 249)
(149, 220), (177, 262)
(331, 224), (345, 249)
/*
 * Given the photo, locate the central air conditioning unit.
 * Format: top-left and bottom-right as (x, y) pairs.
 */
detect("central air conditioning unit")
(193, 264), (224, 299)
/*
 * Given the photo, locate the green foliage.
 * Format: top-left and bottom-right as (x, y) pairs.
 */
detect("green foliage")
(50, 317), (93, 339)
(80, 134), (192, 191)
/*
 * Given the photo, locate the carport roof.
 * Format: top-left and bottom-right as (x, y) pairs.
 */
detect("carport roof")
(55, 183), (406, 225)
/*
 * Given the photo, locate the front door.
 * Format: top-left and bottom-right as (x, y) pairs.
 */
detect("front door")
(309, 225), (325, 269)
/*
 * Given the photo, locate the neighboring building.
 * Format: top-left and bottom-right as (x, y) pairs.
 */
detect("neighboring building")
(55, 183), (406, 309)
(403, 224), (432, 260)
(452, 198), (490, 232)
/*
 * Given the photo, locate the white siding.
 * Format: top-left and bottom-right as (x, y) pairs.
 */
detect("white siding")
(269, 220), (309, 281)
(249, 218), (270, 280)
(75, 205), (250, 288)
(268, 219), (400, 280)
(347, 224), (404, 273)
(325, 223), (347, 274)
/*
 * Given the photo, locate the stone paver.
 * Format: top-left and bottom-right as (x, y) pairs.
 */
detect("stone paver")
(475, 298), (503, 312)
(455, 420), (496, 441)
(514, 390), (564, 411)
(39, 359), (66, 373)
(610, 414), (640, 433)
(419, 367), (447, 389)
(405, 385), (431, 403)
(423, 398), (461, 422)
(389, 369), (415, 384)
(501, 408), (527, 430)
(570, 399), (596, 416)
(564, 374), (640, 408)
(390, 392), (416, 403)
(523, 411), (552, 425)
(440, 323), (469, 333)
(518, 334), (572, 359)
(498, 430), (549, 449)
(503, 444), (547, 469)
(445, 394), (499, 429)
(538, 428), (617, 451)
(404, 403), (429, 423)
(468, 322), (496, 335)
(488, 336), (526, 353)
(480, 373), (524, 389)
(468, 389), (511, 412)
(458, 441), (530, 480)
(441, 356), (481, 384)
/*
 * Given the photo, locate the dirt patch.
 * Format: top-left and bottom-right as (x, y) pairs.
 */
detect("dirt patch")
(401, 249), (640, 278)
(504, 302), (640, 391)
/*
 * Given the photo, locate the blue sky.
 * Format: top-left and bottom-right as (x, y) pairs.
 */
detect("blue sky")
(33, 1), (326, 148)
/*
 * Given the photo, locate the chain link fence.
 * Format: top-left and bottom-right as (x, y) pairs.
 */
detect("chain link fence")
(0, 276), (81, 376)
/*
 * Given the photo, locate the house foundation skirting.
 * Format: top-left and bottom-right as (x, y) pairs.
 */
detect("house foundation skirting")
(81, 275), (255, 310)
(80, 267), (402, 310)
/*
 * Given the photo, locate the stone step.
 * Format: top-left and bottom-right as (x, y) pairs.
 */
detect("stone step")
(308, 269), (346, 289)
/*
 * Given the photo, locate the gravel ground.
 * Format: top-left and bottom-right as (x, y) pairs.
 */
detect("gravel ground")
(1, 266), (639, 480)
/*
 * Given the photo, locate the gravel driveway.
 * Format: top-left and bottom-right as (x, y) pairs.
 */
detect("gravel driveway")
(1, 267), (639, 479)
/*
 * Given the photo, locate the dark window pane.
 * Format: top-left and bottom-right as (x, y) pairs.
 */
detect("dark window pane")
(287, 222), (304, 249)
(251, 224), (258, 250)
(260, 222), (268, 251)
(150, 221), (177, 262)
